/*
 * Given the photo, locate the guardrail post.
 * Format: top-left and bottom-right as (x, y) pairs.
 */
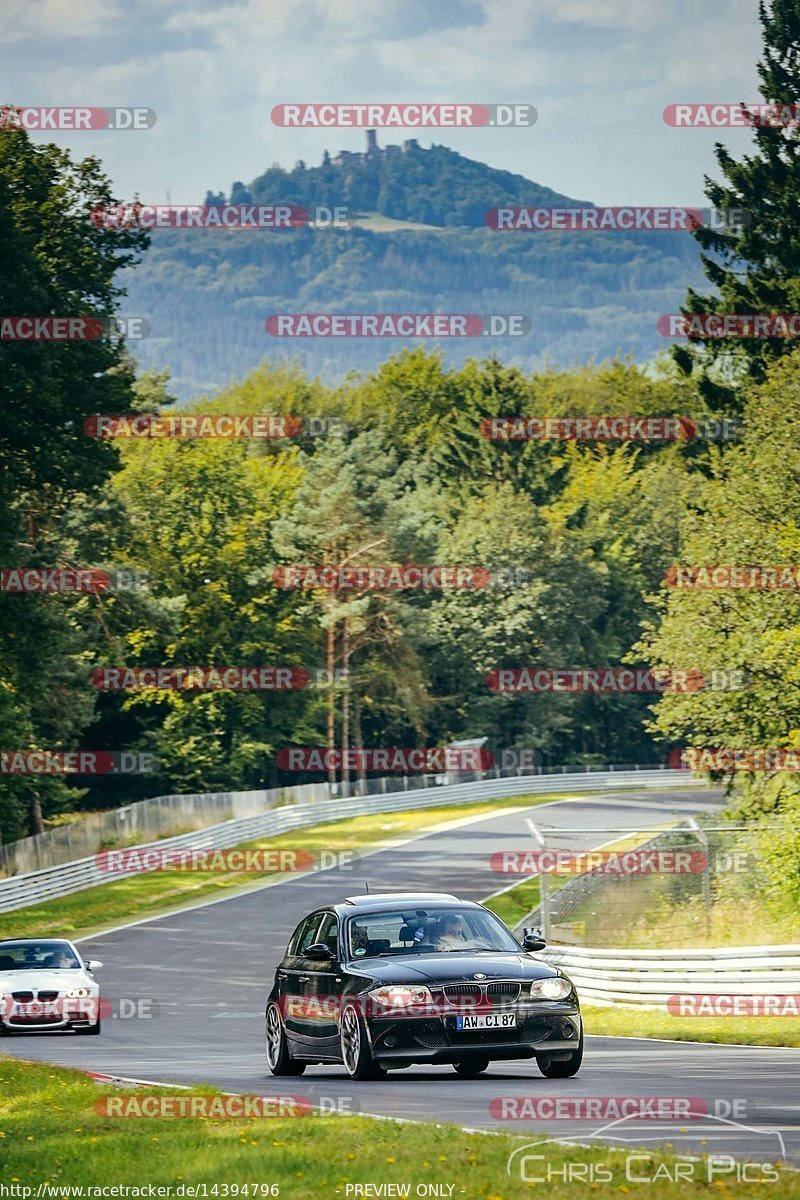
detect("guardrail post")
(686, 816), (712, 935)
(525, 818), (550, 942)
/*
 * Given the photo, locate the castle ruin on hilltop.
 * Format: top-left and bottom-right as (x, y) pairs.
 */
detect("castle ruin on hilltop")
(330, 129), (420, 166)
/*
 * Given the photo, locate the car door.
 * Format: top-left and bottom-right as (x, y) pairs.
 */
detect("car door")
(279, 913), (324, 1045)
(303, 911), (343, 1054)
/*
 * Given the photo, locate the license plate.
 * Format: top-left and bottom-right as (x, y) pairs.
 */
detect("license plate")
(455, 1012), (516, 1030)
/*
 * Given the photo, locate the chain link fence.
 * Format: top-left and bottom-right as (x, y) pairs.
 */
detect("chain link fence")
(520, 819), (796, 949)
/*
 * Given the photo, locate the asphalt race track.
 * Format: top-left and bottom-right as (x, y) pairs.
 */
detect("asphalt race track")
(5, 788), (800, 1165)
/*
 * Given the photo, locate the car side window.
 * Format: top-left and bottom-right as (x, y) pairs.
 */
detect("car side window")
(315, 912), (339, 958)
(296, 914), (325, 955)
(288, 915), (321, 956)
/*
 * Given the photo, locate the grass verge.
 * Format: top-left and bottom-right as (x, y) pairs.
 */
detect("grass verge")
(483, 877), (541, 929)
(481, 826), (800, 1049)
(1, 1056), (794, 1199)
(482, 823), (677, 933)
(582, 1003), (800, 1048)
(0, 793), (569, 942)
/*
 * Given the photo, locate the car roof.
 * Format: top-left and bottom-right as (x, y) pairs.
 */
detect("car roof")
(0, 938), (74, 946)
(334, 893), (481, 915)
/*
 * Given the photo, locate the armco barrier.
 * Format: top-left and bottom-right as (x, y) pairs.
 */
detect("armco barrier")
(541, 944), (800, 1005)
(0, 783), (329, 877)
(0, 767), (700, 914)
(0, 761), (674, 876)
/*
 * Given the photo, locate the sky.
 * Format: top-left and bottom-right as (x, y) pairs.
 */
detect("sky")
(0, 0), (763, 208)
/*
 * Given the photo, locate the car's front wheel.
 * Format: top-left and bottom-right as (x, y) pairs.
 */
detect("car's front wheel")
(265, 1004), (306, 1076)
(453, 1059), (489, 1077)
(339, 1002), (386, 1080)
(537, 1031), (583, 1078)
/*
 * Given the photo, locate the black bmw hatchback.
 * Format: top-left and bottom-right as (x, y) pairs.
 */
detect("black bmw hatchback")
(265, 892), (582, 1080)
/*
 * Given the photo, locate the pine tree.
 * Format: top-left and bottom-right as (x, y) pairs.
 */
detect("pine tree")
(675, 0), (800, 411)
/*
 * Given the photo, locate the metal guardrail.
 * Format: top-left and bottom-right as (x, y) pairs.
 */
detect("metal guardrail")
(0, 760), (672, 877)
(0, 783), (331, 877)
(0, 767), (700, 915)
(542, 944), (800, 1005)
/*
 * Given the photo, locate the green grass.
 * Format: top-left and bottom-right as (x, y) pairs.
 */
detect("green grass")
(482, 824), (677, 933)
(482, 825), (800, 1049)
(2, 1056), (795, 1199)
(484, 877), (541, 929)
(1, 793), (570, 942)
(582, 1003), (800, 1048)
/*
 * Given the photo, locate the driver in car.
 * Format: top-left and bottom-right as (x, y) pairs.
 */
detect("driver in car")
(434, 914), (475, 951)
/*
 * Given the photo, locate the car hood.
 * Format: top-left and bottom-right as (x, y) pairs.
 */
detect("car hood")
(349, 952), (563, 985)
(0, 969), (96, 991)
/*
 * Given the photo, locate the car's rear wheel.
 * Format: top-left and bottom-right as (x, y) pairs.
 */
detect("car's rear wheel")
(453, 1058), (489, 1077)
(537, 1031), (583, 1078)
(265, 1004), (306, 1076)
(340, 1002), (386, 1080)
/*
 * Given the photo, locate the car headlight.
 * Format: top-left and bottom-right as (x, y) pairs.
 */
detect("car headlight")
(66, 987), (91, 998)
(368, 985), (433, 1009)
(530, 977), (572, 1001)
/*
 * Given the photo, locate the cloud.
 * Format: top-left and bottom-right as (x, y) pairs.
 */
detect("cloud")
(0, 0), (123, 43)
(0, 0), (764, 211)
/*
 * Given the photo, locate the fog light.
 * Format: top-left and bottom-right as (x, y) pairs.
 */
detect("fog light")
(562, 1021), (576, 1038)
(384, 1035), (397, 1047)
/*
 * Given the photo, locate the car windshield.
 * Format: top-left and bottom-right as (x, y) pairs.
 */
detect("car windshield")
(346, 907), (520, 959)
(0, 941), (81, 970)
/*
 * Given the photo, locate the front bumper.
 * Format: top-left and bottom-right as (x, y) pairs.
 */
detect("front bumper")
(0, 997), (99, 1032)
(365, 1003), (581, 1065)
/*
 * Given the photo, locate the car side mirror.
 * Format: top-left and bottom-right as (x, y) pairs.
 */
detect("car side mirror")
(304, 943), (334, 961)
(522, 934), (547, 953)
(85, 960), (103, 971)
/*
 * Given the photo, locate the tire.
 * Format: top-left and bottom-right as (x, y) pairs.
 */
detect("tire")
(77, 1019), (101, 1036)
(339, 1002), (386, 1081)
(537, 1031), (583, 1078)
(453, 1059), (489, 1077)
(265, 1004), (306, 1076)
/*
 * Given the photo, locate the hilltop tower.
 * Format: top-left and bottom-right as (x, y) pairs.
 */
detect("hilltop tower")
(366, 129), (378, 155)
